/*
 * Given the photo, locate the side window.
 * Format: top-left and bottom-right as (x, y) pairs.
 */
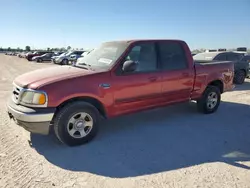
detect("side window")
(125, 43), (157, 72)
(158, 42), (188, 70)
(227, 53), (242, 61)
(215, 54), (226, 61)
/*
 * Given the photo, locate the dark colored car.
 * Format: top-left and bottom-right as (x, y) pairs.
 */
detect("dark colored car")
(26, 51), (50, 61)
(193, 51), (249, 84)
(32, 53), (55, 62)
(242, 55), (250, 78)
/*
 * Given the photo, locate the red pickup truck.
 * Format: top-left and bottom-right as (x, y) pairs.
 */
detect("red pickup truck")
(7, 40), (235, 146)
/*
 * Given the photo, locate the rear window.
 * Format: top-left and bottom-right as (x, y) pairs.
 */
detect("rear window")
(158, 42), (188, 70)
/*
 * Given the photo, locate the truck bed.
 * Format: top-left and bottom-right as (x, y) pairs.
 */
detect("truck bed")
(191, 60), (235, 99)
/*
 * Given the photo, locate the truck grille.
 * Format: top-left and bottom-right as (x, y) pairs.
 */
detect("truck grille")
(12, 84), (23, 103)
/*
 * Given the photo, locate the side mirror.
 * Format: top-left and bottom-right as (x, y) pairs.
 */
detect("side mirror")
(122, 60), (137, 73)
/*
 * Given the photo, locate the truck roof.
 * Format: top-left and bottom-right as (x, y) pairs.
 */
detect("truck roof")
(105, 39), (185, 44)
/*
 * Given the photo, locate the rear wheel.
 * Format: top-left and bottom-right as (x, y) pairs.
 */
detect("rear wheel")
(197, 85), (221, 114)
(234, 70), (245, 85)
(53, 102), (100, 146)
(36, 58), (42, 63)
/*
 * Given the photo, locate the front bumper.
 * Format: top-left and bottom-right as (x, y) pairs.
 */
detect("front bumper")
(53, 59), (62, 64)
(7, 99), (56, 135)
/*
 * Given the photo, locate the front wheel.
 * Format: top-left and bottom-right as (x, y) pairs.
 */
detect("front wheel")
(61, 59), (68, 65)
(53, 102), (100, 146)
(234, 70), (245, 85)
(197, 86), (221, 114)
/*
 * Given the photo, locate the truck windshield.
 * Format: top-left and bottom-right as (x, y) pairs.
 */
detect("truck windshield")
(76, 42), (128, 70)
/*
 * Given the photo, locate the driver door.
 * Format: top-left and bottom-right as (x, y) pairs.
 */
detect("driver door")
(111, 42), (162, 116)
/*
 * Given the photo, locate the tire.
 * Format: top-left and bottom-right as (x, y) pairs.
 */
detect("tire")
(53, 102), (100, 146)
(197, 85), (221, 114)
(234, 70), (245, 85)
(61, 59), (68, 65)
(36, 58), (42, 63)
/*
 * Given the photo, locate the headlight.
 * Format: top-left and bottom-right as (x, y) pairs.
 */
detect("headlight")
(20, 90), (47, 106)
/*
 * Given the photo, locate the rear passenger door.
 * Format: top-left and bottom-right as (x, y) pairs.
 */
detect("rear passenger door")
(157, 41), (195, 103)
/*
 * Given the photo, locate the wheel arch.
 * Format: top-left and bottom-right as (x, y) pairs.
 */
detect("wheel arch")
(207, 80), (223, 93)
(52, 96), (107, 122)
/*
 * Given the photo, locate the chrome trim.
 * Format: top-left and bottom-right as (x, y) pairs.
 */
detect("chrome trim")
(12, 82), (23, 103)
(7, 105), (54, 122)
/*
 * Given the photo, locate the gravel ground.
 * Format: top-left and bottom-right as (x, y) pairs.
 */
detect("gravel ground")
(0, 54), (250, 188)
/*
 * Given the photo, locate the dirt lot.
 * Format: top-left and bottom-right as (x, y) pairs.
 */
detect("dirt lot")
(0, 54), (250, 188)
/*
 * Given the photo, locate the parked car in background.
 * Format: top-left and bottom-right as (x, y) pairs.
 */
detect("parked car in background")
(7, 39), (235, 146)
(53, 50), (84, 65)
(51, 52), (66, 61)
(242, 55), (250, 78)
(32, 52), (55, 62)
(72, 50), (93, 65)
(69, 50), (93, 65)
(8, 52), (17, 56)
(26, 51), (50, 61)
(18, 52), (27, 58)
(69, 52), (84, 62)
(18, 52), (23, 58)
(24, 52), (33, 58)
(193, 51), (249, 84)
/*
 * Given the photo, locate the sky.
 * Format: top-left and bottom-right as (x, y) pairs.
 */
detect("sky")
(0, 0), (249, 50)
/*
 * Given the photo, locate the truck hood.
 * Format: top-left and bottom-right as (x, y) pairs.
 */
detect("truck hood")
(14, 66), (95, 89)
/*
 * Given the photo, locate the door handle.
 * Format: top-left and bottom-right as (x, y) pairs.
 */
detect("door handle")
(148, 76), (158, 82)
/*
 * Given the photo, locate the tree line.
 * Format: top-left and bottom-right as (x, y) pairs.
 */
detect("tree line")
(0, 46), (76, 52)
